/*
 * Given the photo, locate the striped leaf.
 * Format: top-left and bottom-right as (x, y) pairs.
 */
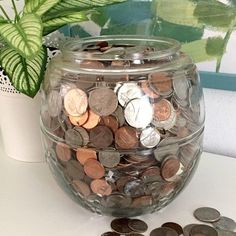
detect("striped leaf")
(0, 16), (8, 24)
(43, 11), (89, 35)
(0, 14), (42, 59)
(0, 46), (47, 97)
(43, 0), (126, 20)
(24, 0), (61, 16)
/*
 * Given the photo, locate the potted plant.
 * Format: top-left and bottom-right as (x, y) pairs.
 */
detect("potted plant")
(0, 0), (125, 162)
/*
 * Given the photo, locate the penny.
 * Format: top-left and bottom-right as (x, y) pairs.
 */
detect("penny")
(64, 160), (85, 181)
(76, 148), (97, 165)
(102, 193), (132, 208)
(100, 116), (119, 133)
(131, 195), (153, 208)
(150, 227), (179, 236)
(111, 218), (133, 234)
(74, 127), (89, 146)
(194, 207), (221, 223)
(82, 109), (100, 129)
(72, 179), (91, 197)
(140, 80), (160, 99)
(55, 142), (71, 162)
(90, 179), (112, 196)
(162, 222), (184, 235)
(69, 111), (89, 126)
(141, 166), (162, 182)
(64, 88), (88, 116)
(116, 176), (136, 192)
(98, 150), (120, 168)
(124, 97), (153, 129)
(89, 88), (118, 116)
(190, 224), (218, 236)
(84, 159), (105, 179)
(65, 128), (83, 149)
(212, 216), (236, 231)
(153, 99), (172, 122)
(128, 219), (148, 233)
(140, 127), (161, 148)
(47, 90), (62, 117)
(183, 224), (199, 236)
(115, 126), (138, 149)
(101, 232), (120, 236)
(161, 156), (180, 181)
(90, 126), (114, 149)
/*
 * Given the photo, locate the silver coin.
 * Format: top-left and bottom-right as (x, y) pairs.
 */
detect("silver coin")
(117, 83), (143, 107)
(64, 160), (85, 181)
(173, 76), (189, 100)
(124, 97), (153, 129)
(74, 127), (89, 146)
(216, 229), (236, 236)
(213, 217), (236, 232)
(183, 224), (199, 236)
(150, 227), (179, 236)
(194, 207), (221, 223)
(123, 179), (144, 197)
(112, 105), (125, 126)
(98, 150), (121, 168)
(60, 83), (77, 97)
(101, 193), (132, 208)
(65, 128), (83, 149)
(140, 127), (161, 148)
(190, 224), (218, 236)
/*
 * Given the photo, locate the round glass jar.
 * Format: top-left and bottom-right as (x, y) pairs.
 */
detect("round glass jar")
(40, 35), (205, 217)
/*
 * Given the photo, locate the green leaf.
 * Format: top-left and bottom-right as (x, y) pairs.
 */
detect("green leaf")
(0, 14), (43, 59)
(43, 11), (89, 35)
(0, 46), (47, 97)
(43, 0), (126, 20)
(206, 37), (225, 56)
(24, 0), (61, 16)
(0, 16), (8, 24)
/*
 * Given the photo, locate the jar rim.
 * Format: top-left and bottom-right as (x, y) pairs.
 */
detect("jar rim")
(61, 35), (181, 61)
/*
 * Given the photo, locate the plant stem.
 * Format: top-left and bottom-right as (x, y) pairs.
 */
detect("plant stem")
(0, 5), (11, 22)
(11, 0), (20, 22)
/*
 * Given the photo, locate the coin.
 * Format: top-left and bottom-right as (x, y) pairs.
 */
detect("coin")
(76, 148), (97, 165)
(55, 142), (71, 162)
(101, 232), (120, 236)
(82, 109), (100, 129)
(47, 90), (62, 117)
(128, 219), (148, 233)
(116, 176), (136, 192)
(98, 150), (120, 168)
(115, 126), (138, 149)
(102, 193), (132, 208)
(212, 217), (236, 231)
(124, 97), (153, 129)
(84, 159), (105, 179)
(90, 126), (114, 149)
(111, 218), (133, 234)
(100, 116), (119, 133)
(80, 60), (105, 69)
(162, 222), (184, 235)
(153, 99), (172, 122)
(140, 127), (161, 148)
(64, 160), (85, 181)
(117, 83), (143, 107)
(140, 80), (160, 99)
(123, 179), (144, 197)
(173, 76), (189, 100)
(89, 88), (118, 116)
(150, 227), (179, 236)
(112, 105), (125, 126)
(72, 179), (91, 197)
(65, 128), (83, 148)
(194, 207), (221, 223)
(161, 156), (180, 181)
(90, 179), (112, 196)
(216, 229), (236, 236)
(74, 127), (89, 145)
(69, 111), (89, 126)
(64, 88), (88, 116)
(190, 224), (218, 236)
(183, 224), (199, 236)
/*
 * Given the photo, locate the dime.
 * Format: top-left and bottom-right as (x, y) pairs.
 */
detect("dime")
(115, 126), (139, 149)
(72, 179), (91, 197)
(76, 148), (97, 165)
(55, 142), (71, 162)
(47, 90), (62, 117)
(98, 150), (121, 168)
(69, 111), (89, 126)
(117, 83), (143, 107)
(150, 227), (178, 236)
(194, 207), (221, 223)
(101, 232), (120, 236)
(90, 179), (112, 196)
(102, 193), (132, 208)
(173, 76), (189, 100)
(64, 88), (88, 116)
(140, 127), (161, 148)
(161, 156), (180, 181)
(84, 159), (105, 179)
(100, 116), (119, 133)
(212, 217), (236, 231)
(183, 224), (199, 236)
(65, 128), (83, 149)
(90, 126), (114, 149)
(190, 224), (218, 236)
(128, 219), (148, 233)
(89, 88), (118, 116)
(111, 218), (133, 234)
(124, 97), (153, 129)
(162, 222), (184, 235)
(82, 109), (100, 129)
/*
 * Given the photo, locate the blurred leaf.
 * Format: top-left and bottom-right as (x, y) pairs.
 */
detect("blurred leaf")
(206, 37), (225, 56)
(90, 8), (109, 27)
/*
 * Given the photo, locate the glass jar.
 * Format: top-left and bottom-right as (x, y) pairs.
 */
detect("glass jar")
(40, 35), (205, 217)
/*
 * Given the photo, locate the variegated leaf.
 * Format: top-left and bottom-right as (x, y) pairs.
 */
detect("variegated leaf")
(0, 14), (42, 59)
(0, 46), (47, 97)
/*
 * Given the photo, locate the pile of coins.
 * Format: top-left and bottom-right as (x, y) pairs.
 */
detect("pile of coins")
(41, 39), (204, 215)
(100, 207), (236, 236)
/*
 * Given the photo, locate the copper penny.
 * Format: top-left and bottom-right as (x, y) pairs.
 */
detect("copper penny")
(140, 80), (160, 99)
(115, 126), (138, 149)
(64, 88), (88, 116)
(101, 232), (120, 236)
(55, 142), (71, 162)
(128, 219), (148, 233)
(64, 160), (85, 181)
(80, 60), (105, 69)
(162, 222), (184, 235)
(111, 218), (133, 235)
(69, 111), (89, 126)
(131, 195), (153, 208)
(153, 99), (172, 122)
(72, 179), (91, 197)
(76, 148), (97, 165)
(100, 116), (119, 133)
(82, 109), (100, 129)
(90, 179), (112, 196)
(84, 159), (105, 179)
(90, 126), (114, 149)
(161, 156), (180, 181)
(89, 88), (118, 116)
